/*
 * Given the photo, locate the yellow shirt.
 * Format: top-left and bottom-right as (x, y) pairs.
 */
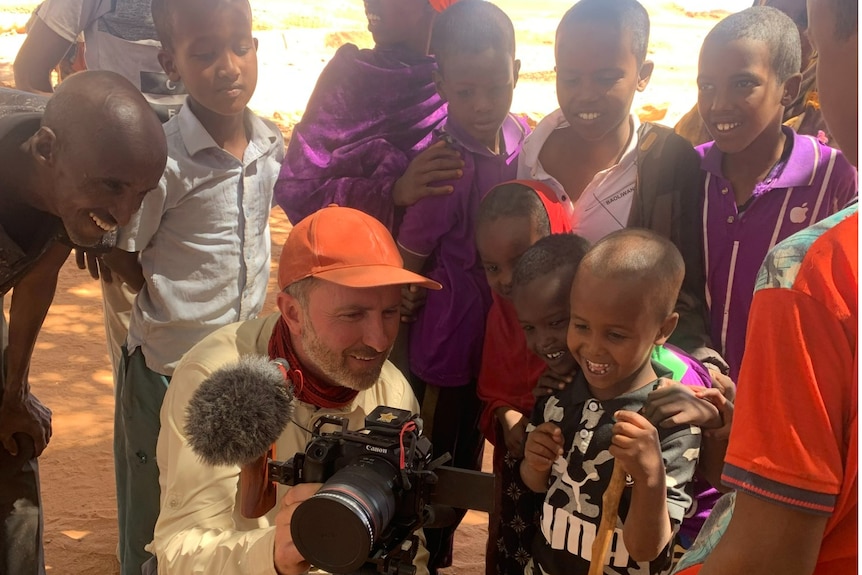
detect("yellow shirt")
(151, 313), (427, 574)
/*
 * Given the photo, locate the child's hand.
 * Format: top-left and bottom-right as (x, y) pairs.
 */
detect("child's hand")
(707, 369), (737, 404)
(75, 248), (113, 282)
(610, 410), (663, 484)
(694, 387), (734, 442)
(392, 140), (463, 206)
(523, 422), (564, 473)
(399, 284), (427, 323)
(532, 368), (574, 398)
(643, 379), (722, 429)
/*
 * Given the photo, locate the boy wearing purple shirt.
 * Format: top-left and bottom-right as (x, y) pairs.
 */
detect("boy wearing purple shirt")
(274, 0), (464, 231)
(395, 1), (525, 571)
(695, 6), (856, 381)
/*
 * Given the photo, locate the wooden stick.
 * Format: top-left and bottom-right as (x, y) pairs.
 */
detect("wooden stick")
(589, 460), (628, 575)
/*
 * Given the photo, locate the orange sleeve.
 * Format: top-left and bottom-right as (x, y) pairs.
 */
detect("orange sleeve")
(722, 287), (852, 513)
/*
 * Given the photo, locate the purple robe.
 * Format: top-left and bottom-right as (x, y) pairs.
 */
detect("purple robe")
(274, 43), (447, 230)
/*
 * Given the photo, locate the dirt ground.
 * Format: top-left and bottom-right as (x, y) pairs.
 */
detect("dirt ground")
(0, 1), (735, 573)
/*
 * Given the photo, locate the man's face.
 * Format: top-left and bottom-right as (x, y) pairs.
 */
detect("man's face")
(50, 133), (164, 246)
(297, 281), (402, 391)
(160, 0), (258, 119)
(807, 0), (858, 166)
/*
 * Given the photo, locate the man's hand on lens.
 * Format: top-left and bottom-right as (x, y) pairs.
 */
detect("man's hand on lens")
(274, 482), (322, 575)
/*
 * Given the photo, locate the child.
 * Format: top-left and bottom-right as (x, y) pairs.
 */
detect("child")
(394, 2), (525, 569)
(512, 234), (724, 567)
(519, 0), (716, 367)
(103, 0), (284, 572)
(695, 5), (857, 382)
(522, 229), (701, 575)
(675, 0), (831, 148)
(274, 0), (463, 230)
(474, 180), (571, 575)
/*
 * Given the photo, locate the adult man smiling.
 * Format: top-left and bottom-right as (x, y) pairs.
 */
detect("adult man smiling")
(152, 206), (440, 574)
(0, 70), (166, 575)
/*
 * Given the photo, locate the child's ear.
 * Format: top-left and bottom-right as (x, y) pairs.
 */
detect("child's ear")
(513, 58), (521, 88)
(653, 311), (679, 346)
(253, 37), (259, 52)
(636, 60), (654, 92)
(26, 126), (57, 168)
(157, 49), (181, 83)
(276, 291), (304, 337)
(780, 72), (803, 107)
(432, 69), (448, 102)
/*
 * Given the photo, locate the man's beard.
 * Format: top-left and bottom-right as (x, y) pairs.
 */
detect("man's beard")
(300, 319), (389, 392)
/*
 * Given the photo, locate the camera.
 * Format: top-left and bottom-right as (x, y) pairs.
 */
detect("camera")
(267, 405), (494, 575)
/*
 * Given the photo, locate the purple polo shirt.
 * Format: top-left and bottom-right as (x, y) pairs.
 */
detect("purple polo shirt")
(397, 114), (528, 387)
(697, 126), (857, 382)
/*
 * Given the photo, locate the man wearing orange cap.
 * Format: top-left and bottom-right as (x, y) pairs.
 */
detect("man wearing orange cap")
(150, 206), (440, 574)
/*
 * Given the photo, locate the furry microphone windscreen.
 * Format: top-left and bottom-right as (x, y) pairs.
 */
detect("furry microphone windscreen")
(184, 355), (294, 467)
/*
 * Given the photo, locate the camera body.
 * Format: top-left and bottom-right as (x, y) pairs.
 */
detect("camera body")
(268, 406), (443, 575)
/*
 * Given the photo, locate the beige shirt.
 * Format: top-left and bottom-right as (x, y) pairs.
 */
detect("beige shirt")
(151, 313), (427, 574)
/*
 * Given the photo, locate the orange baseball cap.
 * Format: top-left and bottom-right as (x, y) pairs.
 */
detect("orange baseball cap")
(278, 206), (442, 290)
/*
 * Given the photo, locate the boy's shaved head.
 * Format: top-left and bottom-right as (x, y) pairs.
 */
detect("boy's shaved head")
(511, 233), (590, 293)
(705, 6), (801, 82)
(558, 0), (650, 64)
(477, 182), (550, 235)
(430, 0), (516, 71)
(578, 228), (683, 320)
(152, 0), (252, 49)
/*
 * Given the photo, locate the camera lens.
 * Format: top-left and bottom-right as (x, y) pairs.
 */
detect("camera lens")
(291, 455), (399, 573)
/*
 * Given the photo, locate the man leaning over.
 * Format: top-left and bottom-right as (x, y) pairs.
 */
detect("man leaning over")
(151, 205), (440, 574)
(0, 71), (166, 575)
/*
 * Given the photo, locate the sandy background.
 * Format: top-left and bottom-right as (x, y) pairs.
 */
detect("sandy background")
(0, 1), (737, 573)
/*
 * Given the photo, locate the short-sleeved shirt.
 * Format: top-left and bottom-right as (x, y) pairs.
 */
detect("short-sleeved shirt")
(674, 204), (858, 575)
(119, 100), (284, 375)
(397, 114), (526, 387)
(37, 0), (186, 120)
(697, 127), (857, 381)
(528, 362), (700, 575)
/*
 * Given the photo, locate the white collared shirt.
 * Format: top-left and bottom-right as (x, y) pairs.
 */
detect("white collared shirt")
(518, 109), (644, 242)
(119, 99), (284, 375)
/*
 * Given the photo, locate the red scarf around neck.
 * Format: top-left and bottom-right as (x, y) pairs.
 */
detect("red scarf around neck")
(268, 316), (359, 409)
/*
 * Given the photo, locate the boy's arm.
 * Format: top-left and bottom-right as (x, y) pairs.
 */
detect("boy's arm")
(13, 15), (75, 94)
(659, 133), (725, 367)
(0, 241), (70, 457)
(390, 246), (427, 374)
(696, 493), (827, 575)
(611, 410), (673, 562)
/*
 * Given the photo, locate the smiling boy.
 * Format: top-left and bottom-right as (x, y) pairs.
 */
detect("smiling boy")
(519, 0), (716, 370)
(522, 229), (700, 575)
(103, 0), (284, 572)
(695, 5), (856, 382)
